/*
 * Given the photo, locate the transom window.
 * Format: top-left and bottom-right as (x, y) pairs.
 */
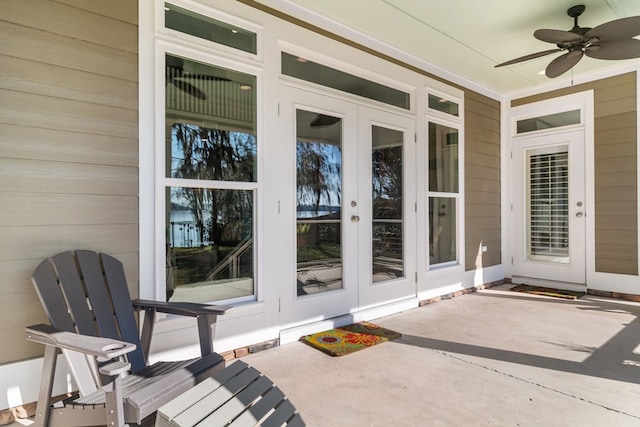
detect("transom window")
(281, 52), (410, 110)
(164, 2), (257, 54)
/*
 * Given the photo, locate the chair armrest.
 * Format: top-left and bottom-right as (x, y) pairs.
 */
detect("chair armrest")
(26, 324), (136, 359)
(133, 300), (231, 359)
(132, 299), (232, 317)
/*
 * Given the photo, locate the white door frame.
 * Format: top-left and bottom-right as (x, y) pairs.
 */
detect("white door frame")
(507, 91), (595, 289)
(278, 85), (360, 326)
(278, 84), (419, 331)
(512, 130), (586, 286)
(357, 105), (417, 309)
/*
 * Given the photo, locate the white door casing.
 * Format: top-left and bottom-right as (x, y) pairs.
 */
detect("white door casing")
(279, 85), (417, 325)
(512, 130), (586, 286)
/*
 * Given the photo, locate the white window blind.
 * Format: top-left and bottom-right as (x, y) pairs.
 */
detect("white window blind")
(528, 152), (569, 258)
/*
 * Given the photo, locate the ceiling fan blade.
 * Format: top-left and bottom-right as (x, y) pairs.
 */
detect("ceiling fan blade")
(585, 16), (640, 43)
(170, 80), (207, 100)
(495, 49), (563, 67)
(545, 50), (584, 78)
(586, 38), (640, 60)
(534, 29), (582, 44)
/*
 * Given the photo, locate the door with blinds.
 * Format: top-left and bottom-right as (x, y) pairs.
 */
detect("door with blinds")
(512, 130), (586, 286)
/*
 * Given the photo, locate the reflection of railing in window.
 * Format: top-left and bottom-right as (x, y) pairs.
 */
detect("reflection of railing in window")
(166, 64), (254, 123)
(372, 219), (403, 280)
(372, 219), (403, 258)
(207, 236), (253, 280)
(296, 217), (341, 263)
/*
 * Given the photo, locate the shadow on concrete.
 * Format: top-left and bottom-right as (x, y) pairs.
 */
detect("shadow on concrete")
(395, 290), (640, 385)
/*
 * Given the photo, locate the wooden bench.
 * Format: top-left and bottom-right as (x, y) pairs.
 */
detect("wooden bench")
(155, 360), (304, 426)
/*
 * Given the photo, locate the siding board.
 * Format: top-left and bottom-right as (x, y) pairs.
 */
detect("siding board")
(0, 225), (139, 261)
(0, 193), (138, 225)
(54, 0), (138, 25)
(1, 55), (138, 110)
(4, 0), (137, 52)
(0, 90), (137, 138)
(0, 124), (137, 167)
(0, 21), (137, 81)
(0, 159), (137, 195)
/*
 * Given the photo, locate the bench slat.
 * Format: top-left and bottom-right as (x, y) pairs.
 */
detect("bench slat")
(201, 375), (273, 426)
(173, 365), (260, 426)
(228, 387), (285, 427)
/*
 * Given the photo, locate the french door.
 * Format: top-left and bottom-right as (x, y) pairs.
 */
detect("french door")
(512, 130), (586, 286)
(279, 86), (416, 324)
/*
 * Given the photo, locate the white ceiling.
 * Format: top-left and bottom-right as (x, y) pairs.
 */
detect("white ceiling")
(256, 0), (640, 95)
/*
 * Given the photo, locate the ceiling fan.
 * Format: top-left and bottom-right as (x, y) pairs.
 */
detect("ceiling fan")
(495, 5), (640, 78)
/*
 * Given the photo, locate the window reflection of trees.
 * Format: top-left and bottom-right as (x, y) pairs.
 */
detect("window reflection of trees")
(167, 123), (256, 301)
(372, 144), (404, 282)
(296, 138), (343, 296)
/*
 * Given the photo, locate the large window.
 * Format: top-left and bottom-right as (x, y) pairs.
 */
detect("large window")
(164, 53), (257, 303)
(428, 122), (459, 265)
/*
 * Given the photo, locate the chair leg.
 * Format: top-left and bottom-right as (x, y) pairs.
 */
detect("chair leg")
(33, 345), (57, 427)
(103, 374), (127, 427)
(196, 314), (218, 356)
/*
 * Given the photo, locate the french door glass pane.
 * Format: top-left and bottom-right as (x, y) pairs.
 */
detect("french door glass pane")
(527, 150), (569, 262)
(167, 187), (254, 302)
(429, 197), (456, 264)
(296, 109), (343, 296)
(372, 125), (404, 283)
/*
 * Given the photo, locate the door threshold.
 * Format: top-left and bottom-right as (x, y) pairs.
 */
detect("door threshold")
(279, 297), (418, 345)
(511, 276), (585, 292)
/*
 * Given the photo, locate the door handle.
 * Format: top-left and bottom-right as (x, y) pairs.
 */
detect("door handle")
(351, 215), (360, 222)
(575, 212), (584, 218)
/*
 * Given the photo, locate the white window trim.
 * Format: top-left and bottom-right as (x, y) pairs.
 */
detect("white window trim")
(424, 85), (465, 274)
(142, 1), (266, 303)
(157, 0), (264, 62)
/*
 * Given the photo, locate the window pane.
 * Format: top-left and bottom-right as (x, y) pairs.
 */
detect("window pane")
(165, 3), (257, 54)
(517, 110), (580, 134)
(167, 187), (254, 303)
(429, 197), (456, 265)
(428, 122), (458, 193)
(528, 151), (569, 262)
(428, 94), (459, 116)
(168, 123), (256, 181)
(282, 52), (410, 110)
(372, 126), (404, 283)
(166, 54), (256, 181)
(296, 109), (343, 296)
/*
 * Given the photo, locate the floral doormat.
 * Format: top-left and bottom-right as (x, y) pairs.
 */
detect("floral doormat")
(300, 322), (402, 357)
(511, 285), (585, 300)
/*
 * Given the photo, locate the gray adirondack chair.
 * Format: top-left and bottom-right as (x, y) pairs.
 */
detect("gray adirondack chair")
(26, 250), (231, 427)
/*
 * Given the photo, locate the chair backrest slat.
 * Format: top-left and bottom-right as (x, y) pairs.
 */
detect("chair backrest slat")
(76, 250), (121, 341)
(100, 253), (147, 373)
(32, 259), (76, 332)
(50, 252), (96, 336)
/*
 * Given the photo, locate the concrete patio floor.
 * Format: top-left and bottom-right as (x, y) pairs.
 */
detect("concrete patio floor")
(241, 284), (640, 426)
